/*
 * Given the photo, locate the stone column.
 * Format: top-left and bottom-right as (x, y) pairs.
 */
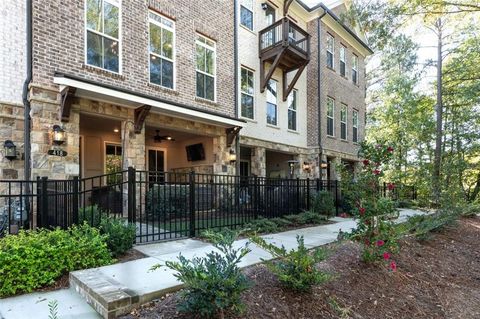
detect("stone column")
(330, 157), (342, 181)
(320, 154), (328, 180)
(250, 147), (266, 177)
(121, 119), (145, 171)
(212, 134), (235, 175)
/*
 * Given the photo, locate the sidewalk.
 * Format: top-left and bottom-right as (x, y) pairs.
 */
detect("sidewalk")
(0, 208), (424, 319)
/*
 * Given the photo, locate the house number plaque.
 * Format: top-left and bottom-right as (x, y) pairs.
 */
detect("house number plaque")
(48, 149), (68, 157)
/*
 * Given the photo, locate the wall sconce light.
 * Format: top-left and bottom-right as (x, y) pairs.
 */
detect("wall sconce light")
(4, 140), (17, 160)
(52, 125), (66, 145)
(302, 162), (311, 172)
(287, 160), (299, 177)
(229, 148), (237, 164)
(320, 160), (328, 169)
(261, 2), (268, 10)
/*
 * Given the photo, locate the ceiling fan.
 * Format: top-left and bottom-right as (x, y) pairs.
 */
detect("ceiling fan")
(153, 130), (175, 143)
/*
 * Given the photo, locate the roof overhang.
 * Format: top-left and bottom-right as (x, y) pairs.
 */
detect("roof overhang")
(53, 73), (244, 128)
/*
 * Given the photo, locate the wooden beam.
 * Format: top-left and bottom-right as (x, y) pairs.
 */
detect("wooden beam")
(260, 47), (287, 92)
(60, 87), (76, 122)
(282, 62), (307, 101)
(283, 0), (294, 16)
(226, 126), (241, 147)
(134, 105), (151, 134)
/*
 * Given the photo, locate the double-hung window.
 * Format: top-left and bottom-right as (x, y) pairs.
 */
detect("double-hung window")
(340, 45), (346, 77)
(149, 12), (174, 89)
(352, 54), (358, 84)
(196, 35), (216, 101)
(86, 0), (120, 73)
(240, 67), (254, 119)
(326, 34), (334, 69)
(340, 104), (347, 140)
(352, 109), (359, 142)
(327, 97), (335, 137)
(266, 79), (277, 126)
(240, 0), (254, 30)
(288, 90), (297, 131)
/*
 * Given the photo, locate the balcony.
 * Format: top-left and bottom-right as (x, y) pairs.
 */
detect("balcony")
(259, 17), (311, 101)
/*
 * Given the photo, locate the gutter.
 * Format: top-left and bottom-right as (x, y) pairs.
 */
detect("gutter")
(23, 0), (32, 181)
(317, 12), (327, 170)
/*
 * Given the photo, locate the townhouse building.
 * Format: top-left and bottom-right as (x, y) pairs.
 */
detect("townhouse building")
(0, 0), (371, 183)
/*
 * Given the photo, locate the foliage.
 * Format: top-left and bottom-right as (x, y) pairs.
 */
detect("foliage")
(460, 203), (480, 217)
(243, 217), (279, 234)
(146, 184), (189, 221)
(241, 212), (328, 236)
(152, 229), (251, 318)
(251, 235), (329, 292)
(298, 210), (328, 224)
(0, 223), (113, 297)
(310, 191), (335, 216)
(405, 210), (458, 240)
(78, 205), (104, 228)
(48, 300), (59, 319)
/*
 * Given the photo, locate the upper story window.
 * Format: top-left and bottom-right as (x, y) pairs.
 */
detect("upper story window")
(196, 34), (216, 101)
(352, 54), (358, 84)
(353, 109), (359, 143)
(149, 12), (174, 89)
(266, 79), (277, 126)
(288, 90), (297, 131)
(240, 67), (254, 119)
(340, 104), (347, 140)
(339, 45), (346, 77)
(240, 0), (254, 30)
(326, 34), (334, 69)
(265, 4), (276, 26)
(327, 97), (335, 137)
(85, 0), (120, 73)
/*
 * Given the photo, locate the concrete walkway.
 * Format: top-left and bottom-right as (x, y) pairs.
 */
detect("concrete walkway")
(0, 208), (424, 319)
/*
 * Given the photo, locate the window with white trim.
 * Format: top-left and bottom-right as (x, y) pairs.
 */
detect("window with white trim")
(240, 0), (254, 30)
(266, 79), (277, 126)
(340, 104), (347, 140)
(149, 11), (174, 89)
(86, 0), (120, 72)
(288, 90), (297, 131)
(196, 34), (216, 101)
(240, 67), (254, 119)
(340, 45), (346, 77)
(352, 54), (358, 84)
(353, 109), (359, 142)
(327, 97), (335, 137)
(326, 34), (334, 69)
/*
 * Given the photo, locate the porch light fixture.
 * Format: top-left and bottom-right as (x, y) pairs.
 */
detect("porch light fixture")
(229, 148), (237, 164)
(52, 125), (66, 145)
(320, 160), (328, 169)
(4, 140), (17, 161)
(302, 162), (311, 172)
(287, 160), (299, 177)
(113, 128), (119, 133)
(261, 2), (268, 10)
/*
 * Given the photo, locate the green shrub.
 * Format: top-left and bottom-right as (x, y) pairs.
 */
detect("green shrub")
(298, 211), (328, 224)
(243, 217), (279, 234)
(100, 218), (136, 257)
(270, 217), (291, 228)
(406, 210), (457, 240)
(146, 184), (189, 221)
(0, 223), (113, 297)
(152, 229), (250, 317)
(283, 214), (303, 225)
(251, 235), (329, 292)
(311, 190), (335, 216)
(78, 205), (104, 227)
(461, 203), (480, 217)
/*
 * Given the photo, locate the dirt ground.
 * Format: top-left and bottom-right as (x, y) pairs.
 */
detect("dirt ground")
(121, 217), (480, 319)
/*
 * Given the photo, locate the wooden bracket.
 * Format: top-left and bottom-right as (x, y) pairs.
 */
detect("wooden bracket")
(226, 126), (241, 147)
(260, 47), (287, 93)
(60, 87), (76, 122)
(134, 105), (151, 134)
(283, 0), (294, 16)
(282, 61), (308, 101)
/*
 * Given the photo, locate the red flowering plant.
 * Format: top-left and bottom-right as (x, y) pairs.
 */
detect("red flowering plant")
(340, 142), (399, 269)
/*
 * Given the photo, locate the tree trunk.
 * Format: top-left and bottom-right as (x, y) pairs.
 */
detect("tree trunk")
(433, 18), (443, 206)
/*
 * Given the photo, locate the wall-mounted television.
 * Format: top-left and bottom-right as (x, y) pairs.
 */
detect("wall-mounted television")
(186, 143), (205, 161)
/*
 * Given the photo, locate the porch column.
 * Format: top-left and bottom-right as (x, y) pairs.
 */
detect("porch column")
(330, 157), (342, 181)
(294, 153), (318, 179)
(320, 154), (328, 180)
(212, 135), (235, 175)
(250, 147), (266, 177)
(121, 119), (145, 170)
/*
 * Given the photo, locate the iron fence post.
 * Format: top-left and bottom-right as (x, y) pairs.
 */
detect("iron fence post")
(296, 178), (300, 212)
(306, 178), (310, 211)
(254, 175), (259, 219)
(189, 171), (196, 237)
(335, 180), (339, 215)
(127, 167), (136, 224)
(72, 176), (79, 225)
(316, 178), (320, 192)
(40, 176), (48, 228)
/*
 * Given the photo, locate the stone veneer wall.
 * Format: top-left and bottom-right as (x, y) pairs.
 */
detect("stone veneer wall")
(0, 103), (25, 180)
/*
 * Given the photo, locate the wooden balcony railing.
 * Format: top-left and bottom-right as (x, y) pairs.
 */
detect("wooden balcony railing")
(259, 17), (310, 58)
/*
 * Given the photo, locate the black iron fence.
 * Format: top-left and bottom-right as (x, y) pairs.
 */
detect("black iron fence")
(0, 168), (340, 243)
(381, 182), (417, 201)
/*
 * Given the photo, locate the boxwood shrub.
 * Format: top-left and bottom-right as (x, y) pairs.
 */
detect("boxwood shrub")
(0, 223), (113, 297)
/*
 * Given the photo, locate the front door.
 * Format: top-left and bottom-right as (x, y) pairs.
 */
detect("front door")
(147, 148), (166, 183)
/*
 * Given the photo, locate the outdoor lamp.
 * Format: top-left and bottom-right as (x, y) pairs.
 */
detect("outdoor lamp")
(302, 162), (311, 172)
(287, 160), (299, 177)
(52, 125), (66, 145)
(320, 160), (328, 169)
(229, 148), (237, 164)
(4, 140), (17, 160)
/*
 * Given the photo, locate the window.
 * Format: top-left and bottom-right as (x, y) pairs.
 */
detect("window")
(240, 0), (254, 30)
(326, 34), (334, 69)
(240, 67), (254, 119)
(196, 34), (216, 101)
(327, 97), (335, 137)
(353, 109), (359, 142)
(288, 90), (297, 131)
(149, 12), (174, 89)
(352, 54), (358, 84)
(266, 79), (277, 126)
(105, 143), (122, 184)
(85, 0), (120, 73)
(340, 104), (347, 140)
(340, 45), (346, 77)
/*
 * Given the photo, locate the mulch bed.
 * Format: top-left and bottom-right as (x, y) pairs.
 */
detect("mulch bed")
(121, 216), (480, 319)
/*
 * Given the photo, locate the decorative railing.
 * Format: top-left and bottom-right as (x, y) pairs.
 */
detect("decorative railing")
(259, 17), (310, 55)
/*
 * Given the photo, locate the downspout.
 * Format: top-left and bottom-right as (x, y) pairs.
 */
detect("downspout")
(23, 0), (32, 182)
(233, 0), (240, 176)
(317, 12), (326, 178)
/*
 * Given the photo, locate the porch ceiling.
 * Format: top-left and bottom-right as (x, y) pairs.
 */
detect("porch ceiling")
(53, 74), (245, 129)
